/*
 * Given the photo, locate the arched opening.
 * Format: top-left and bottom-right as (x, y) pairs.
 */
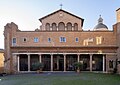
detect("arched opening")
(74, 23), (78, 31)
(46, 23), (50, 31)
(67, 22), (72, 31)
(52, 23), (57, 31)
(58, 22), (65, 31)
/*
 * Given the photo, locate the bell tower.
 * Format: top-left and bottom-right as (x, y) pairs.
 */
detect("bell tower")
(116, 8), (120, 23)
(116, 8), (120, 74)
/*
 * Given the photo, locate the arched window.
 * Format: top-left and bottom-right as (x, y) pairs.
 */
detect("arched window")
(52, 23), (57, 31)
(67, 22), (72, 31)
(74, 23), (78, 31)
(46, 23), (50, 31)
(58, 22), (65, 31)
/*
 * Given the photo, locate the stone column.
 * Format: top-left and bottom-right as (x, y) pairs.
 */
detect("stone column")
(77, 54), (80, 62)
(39, 54), (42, 63)
(28, 54), (30, 72)
(90, 54), (92, 72)
(64, 54), (66, 72)
(51, 54), (53, 72)
(103, 55), (105, 72)
(17, 55), (20, 72)
(72, 27), (74, 31)
(57, 56), (59, 70)
(65, 27), (67, 31)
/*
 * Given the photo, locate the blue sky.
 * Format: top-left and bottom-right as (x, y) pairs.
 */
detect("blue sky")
(0, 0), (120, 49)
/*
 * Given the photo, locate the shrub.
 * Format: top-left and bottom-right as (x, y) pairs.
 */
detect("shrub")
(74, 62), (82, 71)
(32, 62), (44, 71)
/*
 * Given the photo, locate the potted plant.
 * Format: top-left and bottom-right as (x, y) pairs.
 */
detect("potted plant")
(74, 62), (82, 73)
(32, 62), (44, 73)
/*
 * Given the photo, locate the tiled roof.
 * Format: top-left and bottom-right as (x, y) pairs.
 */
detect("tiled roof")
(116, 8), (120, 11)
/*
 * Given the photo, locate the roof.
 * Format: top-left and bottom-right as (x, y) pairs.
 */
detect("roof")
(116, 8), (120, 11)
(39, 9), (84, 27)
(94, 23), (108, 29)
(94, 15), (108, 30)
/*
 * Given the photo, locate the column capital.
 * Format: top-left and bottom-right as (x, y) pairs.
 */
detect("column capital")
(27, 54), (30, 56)
(38, 54), (41, 55)
(63, 54), (66, 56)
(90, 54), (93, 56)
(50, 54), (53, 56)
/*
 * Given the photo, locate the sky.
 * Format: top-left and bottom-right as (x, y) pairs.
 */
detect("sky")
(0, 0), (120, 49)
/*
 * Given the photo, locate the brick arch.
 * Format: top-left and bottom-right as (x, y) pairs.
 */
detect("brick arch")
(67, 22), (72, 31)
(46, 23), (50, 31)
(74, 23), (78, 31)
(52, 23), (57, 31)
(58, 22), (65, 31)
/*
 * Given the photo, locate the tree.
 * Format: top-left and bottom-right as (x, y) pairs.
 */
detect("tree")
(74, 62), (82, 73)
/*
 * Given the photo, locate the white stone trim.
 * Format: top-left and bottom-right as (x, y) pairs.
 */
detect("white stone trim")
(12, 52), (117, 55)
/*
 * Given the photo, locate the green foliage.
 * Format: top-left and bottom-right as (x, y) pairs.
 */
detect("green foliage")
(74, 62), (82, 70)
(32, 62), (44, 70)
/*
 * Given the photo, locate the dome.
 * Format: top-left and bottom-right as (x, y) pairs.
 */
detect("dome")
(94, 15), (108, 31)
(94, 23), (108, 29)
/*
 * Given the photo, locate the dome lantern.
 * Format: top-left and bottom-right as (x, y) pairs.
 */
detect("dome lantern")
(98, 15), (103, 23)
(94, 15), (108, 31)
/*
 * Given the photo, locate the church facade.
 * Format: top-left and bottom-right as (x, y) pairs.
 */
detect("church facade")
(4, 8), (120, 74)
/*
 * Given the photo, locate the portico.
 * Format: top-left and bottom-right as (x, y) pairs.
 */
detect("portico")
(12, 52), (115, 73)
